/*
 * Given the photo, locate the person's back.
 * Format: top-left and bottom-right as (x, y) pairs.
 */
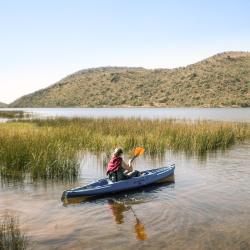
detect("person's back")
(107, 148), (139, 182)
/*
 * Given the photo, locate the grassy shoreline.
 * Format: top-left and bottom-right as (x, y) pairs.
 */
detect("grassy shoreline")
(0, 118), (249, 180)
(0, 110), (28, 119)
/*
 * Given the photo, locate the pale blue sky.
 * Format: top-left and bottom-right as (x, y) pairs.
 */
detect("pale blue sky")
(0, 0), (249, 103)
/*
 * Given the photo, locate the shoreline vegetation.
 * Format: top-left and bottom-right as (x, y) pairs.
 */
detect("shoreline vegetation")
(2, 104), (249, 108)
(0, 110), (28, 119)
(0, 213), (28, 250)
(0, 117), (249, 180)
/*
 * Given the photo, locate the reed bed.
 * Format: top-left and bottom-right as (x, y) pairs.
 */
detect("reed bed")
(0, 110), (28, 119)
(0, 123), (79, 181)
(0, 213), (28, 250)
(0, 118), (249, 180)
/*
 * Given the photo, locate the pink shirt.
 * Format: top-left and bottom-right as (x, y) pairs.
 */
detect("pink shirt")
(107, 156), (122, 174)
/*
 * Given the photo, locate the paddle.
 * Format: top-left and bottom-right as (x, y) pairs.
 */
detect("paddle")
(130, 147), (145, 163)
(130, 206), (148, 240)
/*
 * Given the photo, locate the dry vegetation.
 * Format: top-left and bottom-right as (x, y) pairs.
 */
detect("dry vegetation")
(10, 52), (250, 108)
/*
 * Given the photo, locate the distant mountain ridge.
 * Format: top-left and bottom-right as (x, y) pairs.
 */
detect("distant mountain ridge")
(0, 102), (8, 108)
(10, 51), (250, 107)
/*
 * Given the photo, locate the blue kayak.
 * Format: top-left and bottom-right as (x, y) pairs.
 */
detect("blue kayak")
(62, 164), (175, 200)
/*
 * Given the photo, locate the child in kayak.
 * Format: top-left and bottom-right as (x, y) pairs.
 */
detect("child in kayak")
(107, 147), (140, 182)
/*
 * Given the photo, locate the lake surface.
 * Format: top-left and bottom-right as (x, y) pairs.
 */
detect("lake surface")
(1, 107), (250, 122)
(1, 143), (250, 250)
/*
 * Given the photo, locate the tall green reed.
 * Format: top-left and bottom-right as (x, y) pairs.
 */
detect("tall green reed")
(0, 123), (80, 181)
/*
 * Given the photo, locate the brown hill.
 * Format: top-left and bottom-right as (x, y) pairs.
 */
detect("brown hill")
(10, 51), (250, 107)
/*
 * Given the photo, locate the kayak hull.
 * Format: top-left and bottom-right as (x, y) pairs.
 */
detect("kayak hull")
(62, 164), (175, 199)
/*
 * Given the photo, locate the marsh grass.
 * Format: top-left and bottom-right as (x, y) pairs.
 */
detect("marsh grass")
(0, 111), (28, 119)
(0, 123), (80, 181)
(0, 118), (249, 180)
(0, 214), (28, 250)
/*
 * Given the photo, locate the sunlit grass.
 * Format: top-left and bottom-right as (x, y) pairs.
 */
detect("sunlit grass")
(0, 213), (28, 250)
(0, 122), (79, 181)
(0, 118), (249, 180)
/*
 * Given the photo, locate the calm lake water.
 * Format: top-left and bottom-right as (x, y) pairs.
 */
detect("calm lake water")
(1, 142), (250, 250)
(1, 107), (250, 122)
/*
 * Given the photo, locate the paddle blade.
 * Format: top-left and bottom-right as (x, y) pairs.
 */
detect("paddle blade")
(134, 147), (145, 157)
(135, 218), (148, 240)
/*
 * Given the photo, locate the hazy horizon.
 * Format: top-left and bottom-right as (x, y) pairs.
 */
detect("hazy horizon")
(1, 0), (250, 103)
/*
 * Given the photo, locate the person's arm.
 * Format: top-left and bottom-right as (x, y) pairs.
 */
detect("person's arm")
(121, 160), (133, 172)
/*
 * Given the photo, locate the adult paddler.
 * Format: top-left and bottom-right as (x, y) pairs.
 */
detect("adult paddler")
(106, 147), (140, 182)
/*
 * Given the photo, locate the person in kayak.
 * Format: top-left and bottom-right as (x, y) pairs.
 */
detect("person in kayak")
(107, 147), (140, 182)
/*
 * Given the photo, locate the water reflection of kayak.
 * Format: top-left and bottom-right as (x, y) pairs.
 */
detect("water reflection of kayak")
(108, 199), (148, 240)
(61, 164), (175, 200)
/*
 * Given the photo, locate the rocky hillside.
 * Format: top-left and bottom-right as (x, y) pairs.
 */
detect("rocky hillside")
(10, 51), (250, 107)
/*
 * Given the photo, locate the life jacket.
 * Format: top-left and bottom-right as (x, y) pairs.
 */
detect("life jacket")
(107, 156), (122, 174)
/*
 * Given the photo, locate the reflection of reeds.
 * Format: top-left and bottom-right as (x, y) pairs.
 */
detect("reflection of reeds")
(0, 214), (28, 250)
(0, 118), (249, 180)
(102, 151), (112, 168)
